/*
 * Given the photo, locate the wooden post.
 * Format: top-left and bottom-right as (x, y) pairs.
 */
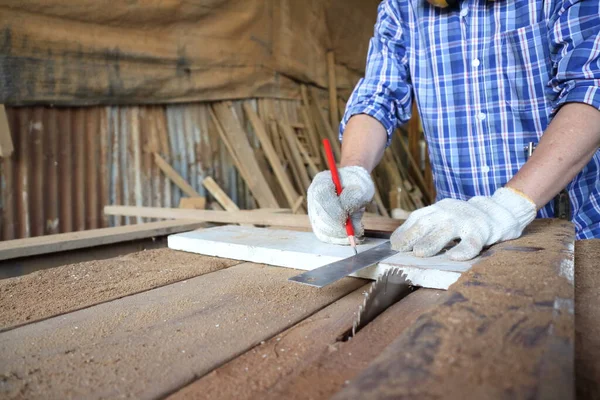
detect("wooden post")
(0, 105), (14, 157)
(327, 51), (339, 130)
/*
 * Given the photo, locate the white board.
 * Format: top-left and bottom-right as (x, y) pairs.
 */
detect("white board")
(167, 226), (477, 290)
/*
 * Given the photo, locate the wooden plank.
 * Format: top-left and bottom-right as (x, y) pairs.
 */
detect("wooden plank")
(398, 137), (434, 204)
(0, 249), (239, 331)
(280, 130), (305, 194)
(103, 206), (405, 233)
(0, 263), (364, 399)
(208, 106), (252, 188)
(327, 51), (340, 130)
(279, 121), (311, 191)
(372, 181), (390, 217)
(0, 105), (14, 157)
(169, 289), (445, 400)
(153, 152), (204, 199)
(300, 105), (322, 165)
(292, 196), (305, 214)
(242, 103), (300, 209)
(0, 220), (207, 261)
(178, 197), (206, 210)
(201, 176), (239, 212)
(167, 225), (476, 289)
(211, 102), (279, 208)
(334, 219), (576, 400)
(309, 86), (341, 160)
(575, 239), (600, 399)
(295, 135), (320, 178)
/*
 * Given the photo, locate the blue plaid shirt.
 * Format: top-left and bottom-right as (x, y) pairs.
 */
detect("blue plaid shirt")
(341, 0), (600, 239)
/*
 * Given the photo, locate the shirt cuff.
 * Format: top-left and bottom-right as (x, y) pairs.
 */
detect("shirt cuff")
(552, 82), (600, 115)
(339, 101), (403, 147)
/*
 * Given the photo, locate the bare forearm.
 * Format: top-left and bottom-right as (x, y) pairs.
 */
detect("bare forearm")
(340, 114), (388, 172)
(507, 103), (600, 208)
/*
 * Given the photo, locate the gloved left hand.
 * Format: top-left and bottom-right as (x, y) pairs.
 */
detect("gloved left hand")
(391, 187), (537, 261)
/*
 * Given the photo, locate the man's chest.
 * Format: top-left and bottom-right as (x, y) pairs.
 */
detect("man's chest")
(402, 0), (556, 132)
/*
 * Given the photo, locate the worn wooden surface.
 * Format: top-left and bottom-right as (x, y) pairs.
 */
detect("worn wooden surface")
(0, 249), (239, 331)
(333, 219), (576, 400)
(0, 263), (364, 399)
(103, 205), (404, 232)
(575, 239), (600, 400)
(169, 289), (446, 400)
(0, 220), (206, 261)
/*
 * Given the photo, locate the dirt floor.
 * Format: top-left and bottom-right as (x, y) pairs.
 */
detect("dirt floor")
(0, 249), (240, 330)
(575, 239), (600, 399)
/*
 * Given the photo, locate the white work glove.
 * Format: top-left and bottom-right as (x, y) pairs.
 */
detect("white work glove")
(391, 187), (537, 261)
(307, 166), (375, 245)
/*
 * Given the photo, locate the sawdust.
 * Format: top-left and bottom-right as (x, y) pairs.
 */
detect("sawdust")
(575, 239), (600, 399)
(0, 249), (239, 331)
(335, 219), (576, 399)
(0, 263), (364, 400)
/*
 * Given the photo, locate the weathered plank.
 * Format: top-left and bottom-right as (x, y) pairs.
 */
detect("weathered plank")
(0, 249), (239, 331)
(243, 103), (301, 209)
(168, 225), (476, 289)
(0, 220), (207, 261)
(0, 104), (14, 157)
(575, 239), (600, 399)
(103, 205), (405, 233)
(201, 176), (239, 212)
(0, 263), (364, 399)
(333, 219), (576, 399)
(168, 289), (445, 400)
(211, 102), (279, 208)
(154, 152), (204, 199)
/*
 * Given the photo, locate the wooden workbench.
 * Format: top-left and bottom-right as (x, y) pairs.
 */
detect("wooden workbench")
(0, 219), (596, 399)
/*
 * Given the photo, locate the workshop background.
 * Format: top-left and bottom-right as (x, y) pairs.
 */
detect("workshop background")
(0, 0), (434, 241)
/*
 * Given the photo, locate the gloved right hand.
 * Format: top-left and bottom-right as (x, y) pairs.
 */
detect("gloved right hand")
(307, 165), (375, 245)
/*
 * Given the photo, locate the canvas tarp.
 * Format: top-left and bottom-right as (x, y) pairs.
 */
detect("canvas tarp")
(0, 0), (379, 105)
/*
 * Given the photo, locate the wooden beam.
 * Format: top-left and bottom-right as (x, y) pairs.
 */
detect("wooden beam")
(279, 121), (311, 192)
(0, 105), (14, 157)
(295, 135), (320, 178)
(0, 220), (207, 261)
(153, 152), (204, 199)
(103, 206), (404, 233)
(327, 51), (339, 130)
(300, 105), (322, 164)
(242, 103), (301, 210)
(178, 197), (206, 210)
(372, 182), (390, 218)
(201, 176), (239, 212)
(309, 86), (341, 160)
(334, 219), (576, 400)
(292, 196), (305, 214)
(398, 137), (434, 204)
(211, 103), (279, 209)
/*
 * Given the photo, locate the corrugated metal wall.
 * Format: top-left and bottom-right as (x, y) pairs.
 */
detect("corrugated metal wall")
(0, 100), (302, 240)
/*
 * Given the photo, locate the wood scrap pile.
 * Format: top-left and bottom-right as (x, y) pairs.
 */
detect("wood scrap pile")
(147, 52), (434, 218)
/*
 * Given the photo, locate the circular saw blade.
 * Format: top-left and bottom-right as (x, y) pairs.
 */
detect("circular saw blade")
(352, 268), (413, 337)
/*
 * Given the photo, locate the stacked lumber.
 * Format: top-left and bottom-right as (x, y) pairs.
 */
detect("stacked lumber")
(147, 81), (432, 218)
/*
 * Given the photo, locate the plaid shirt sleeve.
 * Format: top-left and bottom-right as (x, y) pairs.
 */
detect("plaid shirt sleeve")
(339, 1), (413, 145)
(548, 0), (600, 113)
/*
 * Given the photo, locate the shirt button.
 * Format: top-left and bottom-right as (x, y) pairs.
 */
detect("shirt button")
(472, 58), (480, 67)
(478, 112), (486, 121)
(460, 7), (469, 17)
(482, 165), (490, 173)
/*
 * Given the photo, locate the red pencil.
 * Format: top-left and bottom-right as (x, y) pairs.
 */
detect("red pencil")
(322, 139), (358, 255)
